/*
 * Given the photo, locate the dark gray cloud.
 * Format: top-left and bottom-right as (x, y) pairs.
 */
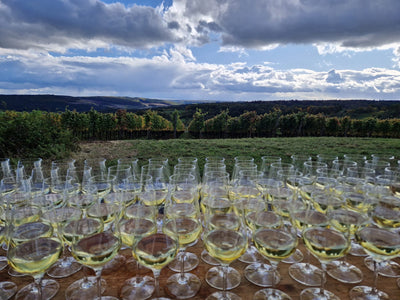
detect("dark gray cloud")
(0, 0), (179, 51)
(2, 0), (400, 52)
(169, 0), (400, 49)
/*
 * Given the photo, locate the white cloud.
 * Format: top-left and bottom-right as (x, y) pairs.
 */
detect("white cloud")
(4, 47), (400, 101)
(1, 0), (400, 100)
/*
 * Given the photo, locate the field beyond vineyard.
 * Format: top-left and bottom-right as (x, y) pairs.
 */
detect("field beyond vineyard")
(71, 137), (400, 174)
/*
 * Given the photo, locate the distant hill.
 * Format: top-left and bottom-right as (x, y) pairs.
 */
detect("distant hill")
(0, 94), (205, 112)
(148, 99), (400, 123)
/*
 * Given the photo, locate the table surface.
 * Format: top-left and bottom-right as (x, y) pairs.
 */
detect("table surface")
(1, 241), (400, 300)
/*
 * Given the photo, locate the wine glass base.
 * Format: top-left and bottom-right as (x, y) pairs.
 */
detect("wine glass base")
(349, 285), (389, 300)
(8, 268), (27, 277)
(168, 252), (199, 272)
(288, 263), (323, 287)
(206, 291), (241, 300)
(15, 279), (59, 300)
(65, 276), (106, 300)
(201, 250), (219, 266)
(254, 288), (292, 300)
(349, 243), (367, 257)
(102, 254), (127, 275)
(0, 256), (8, 271)
(326, 260), (363, 284)
(120, 276), (155, 300)
(0, 281), (17, 300)
(206, 266), (241, 290)
(244, 263), (279, 287)
(238, 246), (264, 264)
(364, 257), (400, 278)
(166, 273), (201, 299)
(46, 257), (82, 278)
(282, 248), (303, 264)
(300, 287), (340, 300)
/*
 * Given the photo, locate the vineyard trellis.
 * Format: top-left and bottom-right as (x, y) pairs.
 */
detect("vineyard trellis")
(1, 107), (400, 159)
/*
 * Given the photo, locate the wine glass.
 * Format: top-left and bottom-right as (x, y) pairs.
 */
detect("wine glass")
(133, 209), (179, 300)
(6, 196), (64, 300)
(117, 157), (140, 178)
(365, 194), (400, 278)
(326, 205), (369, 284)
(203, 199), (248, 300)
(163, 193), (202, 299)
(316, 154), (339, 167)
(200, 170), (230, 267)
(244, 198), (285, 288)
(202, 190), (243, 291)
(288, 189), (330, 287)
(141, 164), (169, 229)
(167, 173), (200, 272)
(301, 226), (351, 300)
(63, 217), (106, 300)
(44, 196), (83, 279)
(230, 169), (264, 264)
(119, 191), (157, 300)
(69, 195), (122, 300)
(252, 223), (298, 300)
(350, 227), (400, 299)
(0, 189), (18, 299)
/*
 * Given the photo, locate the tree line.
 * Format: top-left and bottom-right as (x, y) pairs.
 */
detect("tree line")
(1, 107), (400, 159)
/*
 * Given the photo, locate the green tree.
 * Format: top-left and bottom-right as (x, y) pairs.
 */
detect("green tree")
(188, 108), (206, 138)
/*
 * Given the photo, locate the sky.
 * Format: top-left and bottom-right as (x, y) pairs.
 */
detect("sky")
(1, 0), (400, 101)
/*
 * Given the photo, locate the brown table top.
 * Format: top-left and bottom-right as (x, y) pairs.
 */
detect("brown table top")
(1, 241), (399, 300)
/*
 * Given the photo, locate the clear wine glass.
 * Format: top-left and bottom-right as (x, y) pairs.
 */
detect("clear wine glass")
(203, 199), (248, 300)
(326, 206), (368, 284)
(63, 217), (106, 300)
(252, 223), (298, 300)
(203, 189), (243, 291)
(350, 227), (400, 299)
(230, 169), (263, 264)
(163, 192), (202, 299)
(244, 198), (284, 288)
(6, 195), (63, 300)
(301, 226), (351, 299)
(133, 209), (179, 300)
(141, 164), (169, 229)
(167, 173), (200, 272)
(70, 196), (122, 300)
(119, 191), (157, 300)
(44, 200), (83, 279)
(200, 170), (230, 267)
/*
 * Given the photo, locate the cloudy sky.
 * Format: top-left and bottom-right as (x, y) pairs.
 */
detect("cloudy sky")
(1, 0), (400, 101)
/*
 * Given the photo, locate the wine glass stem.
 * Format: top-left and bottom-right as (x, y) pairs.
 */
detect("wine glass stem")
(153, 269), (161, 298)
(221, 264), (228, 297)
(94, 268), (103, 299)
(33, 275), (43, 300)
(179, 249), (186, 282)
(136, 259), (141, 285)
(319, 263), (327, 296)
(373, 259), (379, 293)
(270, 261), (278, 289)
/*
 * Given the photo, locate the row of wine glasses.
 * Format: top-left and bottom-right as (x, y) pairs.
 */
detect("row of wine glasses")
(1, 154), (400, 300)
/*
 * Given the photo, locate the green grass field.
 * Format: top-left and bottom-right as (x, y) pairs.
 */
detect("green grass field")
(71, 137), (400, 174)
